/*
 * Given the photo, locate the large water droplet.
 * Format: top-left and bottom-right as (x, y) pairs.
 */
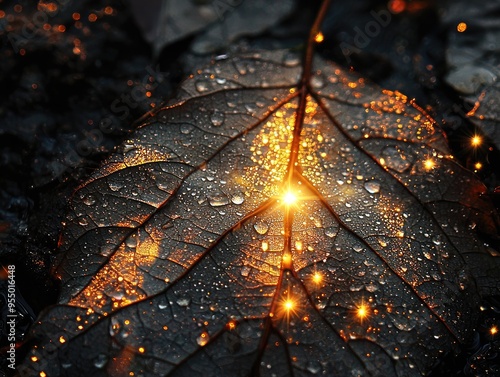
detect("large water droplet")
(93, 354), (108, 369)
(306, 361), (322, 374)
(207, 191), (229, 207)
(324, 227), (336, 238)
(109, 318), (121, 336)
(109, 182), (123, 192)
(83, 194), (96, 206)
(125, 235), (137, 248)
(254, 221), (269, 235)
(381, 146), (414, 173)
(283, 52), (300, 67)
(210, 111), (225, 127)
(180, 124), (194, 134)
(231, 192), (245, 205)
(310, 73), (326, 89)
(364, 181), (381, 194)
(195, 79), (210, 92)
(197, 331), (209, 346)
(177, 297), (191, 307)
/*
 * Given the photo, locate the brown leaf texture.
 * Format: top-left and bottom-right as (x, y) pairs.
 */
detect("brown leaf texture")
(21, 49), (499, 377)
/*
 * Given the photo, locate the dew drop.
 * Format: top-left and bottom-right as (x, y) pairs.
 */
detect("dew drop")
(93, 354), (108, 369)
(109, 318), (121, 336)
(283, 52), (300, 67)
(195, 79), (210, 92)
(432, 236), (442, 246)
(177, 297), (191, 307)
(109, 182), (123, 192)
(158, 302), (167, 309)
(83, 194), (96, 206)
(78, 217), (88, 226)
(353, 245), (363, 252)
(381, 146), (413, 173)
(215, 77), (226, 85)
(364, 181), (381, 194)
(207, 191), (230, 207)
(241, 266), (251, 277)
(197, 331), (209, 346)
(310, 73), (326, 89)
(324, 227), (336, 238)
(306, 361), (322, 374)
(254, 221), (269, 235)
(125, 235), (137, 248)
(210, 110), (225, 127)
(180, 124), (194, 134)
(231, 193), (245, 205)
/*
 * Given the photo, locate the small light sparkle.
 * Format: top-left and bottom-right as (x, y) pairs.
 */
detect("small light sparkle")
(314, 32), (324, 43)
(471, 135), (482, 147)
(312, 272), (322, 284)
(283, 191), (297, 205)
(490, 326), (498, 336)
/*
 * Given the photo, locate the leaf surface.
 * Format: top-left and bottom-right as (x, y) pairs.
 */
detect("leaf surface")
(21, 49), (498, 377)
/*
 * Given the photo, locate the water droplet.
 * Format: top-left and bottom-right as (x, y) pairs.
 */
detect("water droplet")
(158, 302), (167, 309)
(210, 110), (225, 127)
(324, 227), (336, 238)
(253, 221), (269, 235)
(364, 181), (381, 194)
(310, 73), (326, 89)
(177, 297), (191, 307)
(381, 146), (414, 173)
(215, 77), (226, 85)
(432, 236), (442, 246)
(125, 235), (137, 248)
(78, 217), (88, 226)
(93, 354), (108, 369)
(353, 245), (363, 252)
(83, 194), (96, 206)
(197, 331), (209, 346)
(241, 266), (250, 277)
(261, 241), (269, 252)
(231, 193), (245, 205)
(207, 191), (229, 207)
(283, 52), (300, 67)
(109, 318), (121, 336)
(195, 79), (210, 92)
(306, 361), (322, 374)
(180, 124), (194, 134)
(109, 182), (123, 192)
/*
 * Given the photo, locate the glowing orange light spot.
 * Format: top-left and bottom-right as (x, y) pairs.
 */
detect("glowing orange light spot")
(59, 336), (66, 343)
(40, 372), (47, 377)
(471, 135), (482, 147)
(423, 159), (435, 170)
(72, 12), (80, 20)
(31, 356), (38, 362)
(314, 32), (324, 43)
(57, 25), (66, 32)
(14, 4), (22, 12)
(261, 241), (269, 252)
(388, 0), (406, 14)
(124, 319), (130, 325)
(313, 272), (322, 284)
(283, 191), (297, 205)
(88, 13), (97, 22)
(457, 22), (467, 32)
(490, 326), (498, 335)
(227, 321), (237, 330)
(138, 347), (145, 353)
(357, 304), (369, 319)
(104, 6), (113, 15)
(474, 162), (482, 170)
(284, 299), (294, 311)
(0, 10), (5, 18)
(282, 253), (292, 266)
